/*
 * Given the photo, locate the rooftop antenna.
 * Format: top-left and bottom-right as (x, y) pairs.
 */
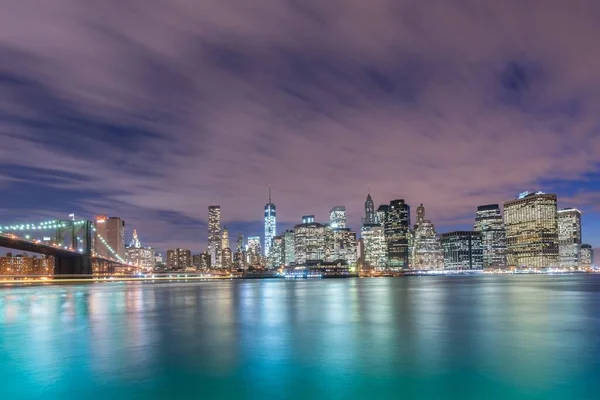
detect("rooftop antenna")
(268, 184), (272, 203)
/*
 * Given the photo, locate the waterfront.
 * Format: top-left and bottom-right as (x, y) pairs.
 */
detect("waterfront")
(1, 276), (599, 399)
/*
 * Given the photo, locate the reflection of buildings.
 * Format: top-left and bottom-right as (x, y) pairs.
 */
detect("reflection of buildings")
(125, 230), (156, 270)
(94, 215), (125, 260)
(504, 192), (559, 268)
(441, 231), (483, 270)
(361, 224), (387, 269)
(557, 208), (582, 269)
(0, 253), (54, 275)
(412, 204), (444, 270)
(474, 204), (506, 269)
(580, 244), (593, 268)
(208, 206), (222, 268)
(166, 248), (191, 270)
(329, 206), (346, 229)
(385, 199), (411, 270)
(264, 187), (276, 257)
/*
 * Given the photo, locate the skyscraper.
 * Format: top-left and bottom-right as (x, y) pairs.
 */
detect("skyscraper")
(580, 244), (593, 268)
(293, 222), (329, 264)
(283, 230), (295, 266)
(264, 186), (276, 257)
(474, 204), (507, 269)
(364, 193), (375, 224)
(557, 208), (582, 268)
(267, 235), (284, 268)
(208, 206), (222, 268)
(166, 248), (191, 270)
(247, 236), (261, 265)
(385, 199), (411, 269)
(125, 230), (155, 271)
(94, 215), (125, 261)
(376, 205), (389, 226)
(441, 231), (483, 270)
(221, 226), (230, 252)
(329, 228), (357, 265)
(361, 224), (387, 269)
(504, 192), (559, 268)
(329, 206), (346, 229)
(412, 204), (444, 270)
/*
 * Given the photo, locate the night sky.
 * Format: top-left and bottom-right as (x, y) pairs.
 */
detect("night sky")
(1, 1), (600, 254)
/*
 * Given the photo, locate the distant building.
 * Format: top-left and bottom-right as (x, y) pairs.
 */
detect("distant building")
(557, 208), (582, 269)
(235, 233), (246, 269)
(329, 206), (347, 229)
(0, 253), (54, 276)
(125, 230), (155, 271)
(264, 186), (276, 256)
(166, 248), (191, 270)
(385, 199), (411, 270)
(364, 193), (376, 224)
(376, 204), (389, 226)
(412, 204), (444, 270)
(267, 235), (284, 268)
(474, 204), (506, 269)
(441, 231), (483, 270)
(294, 222), (330, 264)
(361, 224), (387, 269)
(208, 206), (222, 268)
(283, 230), (295, 266)
(246, 236), (261, 265)
(504, 192), (559, 268)
(94, 215), (125, 261)
(330, 228), (357, 265)
(580, 244), (593, 268)
(302, 215), (315, 224)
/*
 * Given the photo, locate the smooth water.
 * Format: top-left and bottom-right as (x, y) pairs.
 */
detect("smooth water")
(1, 276), (599, 399)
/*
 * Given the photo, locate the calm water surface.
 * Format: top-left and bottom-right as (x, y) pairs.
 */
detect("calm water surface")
(1, 276), (599, 399)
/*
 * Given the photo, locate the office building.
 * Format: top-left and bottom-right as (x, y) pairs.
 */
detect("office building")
(412, 204), (444, 270)
(364, 193), (376, 224)
(557, 208), (582, 269)
(385, 199), (411, 269)
(125, 230), (156, 271)
(283, 230), (295, 266)
(247, 236), (261, 265)
(329, 206), (347, 229)
(264, 186), (277, 256)
(580, 244), (593, 268)
(166, 248), (191, 270)
(376, 204), (389, 226)
(235, 233), (246, 269)
(330, 228), (357, 265)
(267, 235), (284, 268)
(504, 192), (559, 268)
(294, 222), (329, 264)
(361, 224), (387, 269)
(474, 204), (507, 269)
(441, 231), (483, 270)
(0, 253), (54, 276)
(221, 248), (233, 268)
(208, 206), (222, 268)
(94, 215), (125, 261)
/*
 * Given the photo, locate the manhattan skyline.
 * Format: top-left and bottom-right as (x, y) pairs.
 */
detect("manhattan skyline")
(1, 1), (600, 253)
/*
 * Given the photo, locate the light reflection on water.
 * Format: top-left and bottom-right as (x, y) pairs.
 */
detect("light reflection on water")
(0, 276), (599, 399)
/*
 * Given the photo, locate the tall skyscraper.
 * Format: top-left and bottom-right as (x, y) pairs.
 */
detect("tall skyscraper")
(364, 193), (375, 224)
(94, 215), (125, 261)
(376, 205), (389, 226)
(580, 244), (593, 268)
(441, 231), (483, 270)
(557, 208), (582, 268)
(412, 204), (444, 270)
(208, 206), (222, 268)
(283, 230), (295, 266)
(329, 228), (357, 265)
(267, 235), (284, 268)
(474, 204), (507, 269)
(221, 226), (230, 251)
(385, 199), (411, 269)
(125, 230), (155, 271)
(361, 224), (387, 269)
(264, 186), (277, 257)
(329, 206), (346, 229)
(235, 232), (245, 269)
(293, 222), (329, 264)
(246, 236), (261, 265)
(504, 192), (559, 268)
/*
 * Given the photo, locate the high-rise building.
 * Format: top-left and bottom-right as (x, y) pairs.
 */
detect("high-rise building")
(264, 186), (277, 256)
(200, 251), (211, 269)
(221, 248), (233, 268)
(267, 235), (284, 268)
(293, 222), (329, 264)
(412, 204), (444, 270)
(302, 215), (315, 224)
(166, 248), (191, 270)
(94, 215), (125, 261)
(208, 206), (222, 268)
(283, 230), (295, 266)
(125, 230), (156, 271)
(234, 233), (246, 269)
(329, 206), (347, 229)
(441, 231), (483, 270)
(474, 204), (507, 269)
(580, 244), (593, 268)
(504, 192), (559, 268)
(557, 208), (582, 269)
(330, 228), (357, 265)
(364, 193), (375, 224)
(247, 236), (261, 265)
(385, 199), (411, 269)
(376, 205), (389, 226)
(361, 224), (387, 269)
(221, 226), (230, 251)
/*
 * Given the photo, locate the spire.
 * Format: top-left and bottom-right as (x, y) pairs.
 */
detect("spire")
(268, 184), (272, 203)
(130, 229), (141, 248)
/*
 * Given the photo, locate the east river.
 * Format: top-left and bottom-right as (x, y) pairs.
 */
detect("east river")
(1, 276), (599, 399)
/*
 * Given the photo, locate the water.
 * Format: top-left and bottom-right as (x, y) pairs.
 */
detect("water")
(1, 276), (599, 399)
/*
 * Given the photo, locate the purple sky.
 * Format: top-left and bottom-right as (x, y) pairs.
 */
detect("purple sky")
(1, 0), (600, 253)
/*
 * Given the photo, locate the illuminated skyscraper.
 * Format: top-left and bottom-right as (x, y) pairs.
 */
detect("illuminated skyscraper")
(267, 235), (284, 268)
(235, 232), (246, 269)
(264, 186), (276, 256)
(166, 248), (191, 270)
(283, 230), (295, 266)
(412, 204), (444, 270)
(504, 192), (559, 268)
(221, 248), (233, 268)
(208, 206), (222, 268)
(247, 236), (261, 265)
(329, 228), (357, 265)
(474, 204), (507, 269)
(293, 222), (329, 264)
(557, 208), (582, 268)
(94, 215), (125, 261)
(376, 205), (389, 226)
(441, 231), (483, 270)
(221, 226), (230, 251)
(361, 224), (387, 269)
(329, 206), (346, 229)
(580, 244), (593, 268)
(364, 193), (375, 224)
(385, 199), (411, 270)
(125, 230), (155, 271)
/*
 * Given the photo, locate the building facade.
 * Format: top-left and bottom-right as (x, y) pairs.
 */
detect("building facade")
(412, 204), (444, 270)
(329, 206), (347, 229)
(385, 199), (411, 269)
(208, 206), (222, 268)
(94, 215), (126, 261)
(267, 235), (284, 268)
(166, 248), (191, 270)
(361, 224), (387, 269)
(364, 193), (376, 224)
(0, 253), (54, 276)
(474, 204), (507, 269)
(293, 222), (330, 264)
(283, 230), (295, 266)
(302, 215), (315, 224)
(125, 230), (156, 271)
(246, 236), (262, 265)
(376, 204), (389, 226)
(330, 228), (357, 265)
(504, 192), (559, 268)
(441, 231), (483, 270)
(580, 244), (593, 269)
(557, 208), (582, 269)
(264, 186), (276, 257)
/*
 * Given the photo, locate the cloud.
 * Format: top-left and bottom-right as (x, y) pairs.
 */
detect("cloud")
(1, 0), (600, 251)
